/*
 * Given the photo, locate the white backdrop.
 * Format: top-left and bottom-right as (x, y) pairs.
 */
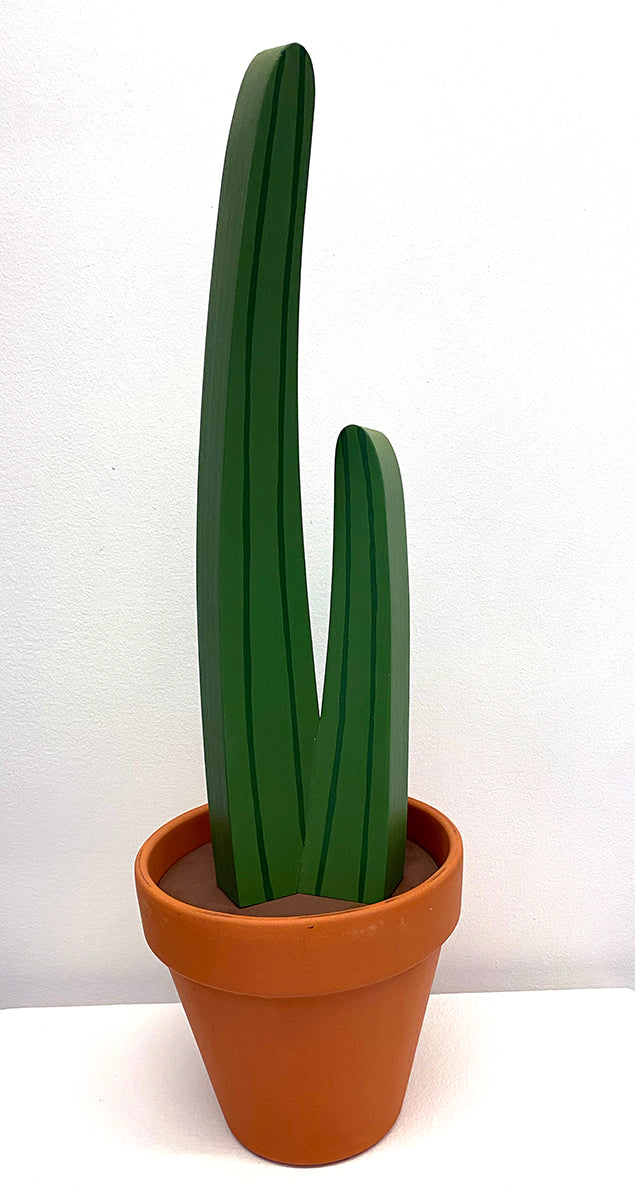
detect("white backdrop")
(2, 0), (633, 1007)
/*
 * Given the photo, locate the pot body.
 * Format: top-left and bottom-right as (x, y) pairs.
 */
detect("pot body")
(135, 798), (462, 1165)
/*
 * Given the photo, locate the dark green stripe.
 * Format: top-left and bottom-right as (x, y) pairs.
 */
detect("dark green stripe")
(357, 428), (378, 901)
(243, 54), (286, 900)
(315, 431), (352, 893)
(277, 48), (308, 840)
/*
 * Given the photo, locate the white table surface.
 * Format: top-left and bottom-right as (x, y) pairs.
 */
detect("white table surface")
(1, 989), (632, 1198)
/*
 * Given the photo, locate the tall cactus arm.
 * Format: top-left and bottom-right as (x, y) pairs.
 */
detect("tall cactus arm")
(298, 426), (410, 903)
(197, 44), (318, 905)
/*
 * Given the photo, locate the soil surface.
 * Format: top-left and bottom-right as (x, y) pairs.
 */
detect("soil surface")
(159, 838), (438, 916)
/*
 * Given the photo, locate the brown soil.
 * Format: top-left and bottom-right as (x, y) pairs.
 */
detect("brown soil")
(159, 838), (438, 917)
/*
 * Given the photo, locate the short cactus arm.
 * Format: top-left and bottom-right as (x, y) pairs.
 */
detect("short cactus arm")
(298, 425), (410, 903)
(197, 44), (318, 905)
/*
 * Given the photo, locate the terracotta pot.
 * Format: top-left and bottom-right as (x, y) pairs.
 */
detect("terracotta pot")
(135, 797), (463, 1166)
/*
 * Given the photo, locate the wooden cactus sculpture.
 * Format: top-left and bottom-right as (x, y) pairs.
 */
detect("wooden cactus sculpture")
(197, 44), (409, 906)
(298, 426), (409, 903)
(197, 43), (318, 906)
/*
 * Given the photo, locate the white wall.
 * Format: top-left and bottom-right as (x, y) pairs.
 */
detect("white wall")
(2, 0), (633, 1007)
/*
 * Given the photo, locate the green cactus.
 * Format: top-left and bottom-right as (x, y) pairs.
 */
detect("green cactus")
(297, 426), (409, 903)
(197, 44), (409, 907)
(197, 44), (318, 905)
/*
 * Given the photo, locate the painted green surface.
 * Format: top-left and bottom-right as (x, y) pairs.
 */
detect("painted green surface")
(297, 427), (409, 903)
(197, 44), (318, 905)
(198, 44), (410, 906)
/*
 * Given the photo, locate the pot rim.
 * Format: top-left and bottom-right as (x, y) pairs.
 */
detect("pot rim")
(135, 798), (463, 996)
(135, 796), (461, 927)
